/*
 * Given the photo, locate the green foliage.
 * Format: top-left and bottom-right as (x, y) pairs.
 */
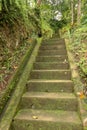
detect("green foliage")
(79, 58), (87, 76)
(67, 24), (87, 79)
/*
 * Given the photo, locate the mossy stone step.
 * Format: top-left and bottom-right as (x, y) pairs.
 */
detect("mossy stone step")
(36, 55), (68, 62)
(33, 62), (70, 70)
(26, 80), (74, 93)
(38, 50), (67, 56)
(40, 44), (66, 50)
(49, 38), (65, 41)
(30, 70), (71, 80)
(20, 92), (78, 111)
(12, 109), (83, 130)
(42, 39), (65, 45)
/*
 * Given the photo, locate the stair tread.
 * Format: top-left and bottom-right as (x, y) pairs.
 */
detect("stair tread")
(34, 62), (69, 64)
(30, 70), (71, 80)
(22, 92), (76, 99)
(28, 79), (73, 83)
(38, 50), (67, 55)
(40, 45), (65, 49)
(38, 49), (67, 52)
(37, 55), (67, 57)
(14, 109), (81, 124)
(32, 69), (71, 72)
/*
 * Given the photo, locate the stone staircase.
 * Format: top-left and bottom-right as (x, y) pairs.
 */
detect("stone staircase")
(11, 38), (83, 130)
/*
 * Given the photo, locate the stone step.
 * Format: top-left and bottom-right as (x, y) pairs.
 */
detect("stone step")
(40, 44), (66, 50)
(42, 39), (65, 45)
(30, 70), (71, 80)
(12, 109), (83, 130)
(33, 62), (70, 70)
(36, 55), (68, 62)
(26, 80), (74, 93)
(38, 50), (67, 56)
(20, 92), (78, 111)
(49, 38), (65, 41)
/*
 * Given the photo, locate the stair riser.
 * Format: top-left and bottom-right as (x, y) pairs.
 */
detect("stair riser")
(26, 81), (74, 93)
(12, 120), (83, 130)
(33, 63), (70, 70)
(42, 39), (65, 45)
(30, 71), (71, 80)
(40, 45), (66, 50)
(38, 50), (67, 56)
(48, 38), (65, 42)
(20, 98), (78, 111)
(36, 56), (68, 62)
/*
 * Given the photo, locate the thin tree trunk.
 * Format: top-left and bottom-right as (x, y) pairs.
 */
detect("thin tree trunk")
(77, 0), (81, 25)
(1, 0), (8, 12)
(71, 0), (74, 25)
(37, 0), (42, 6)
(1, 0), (12, 12)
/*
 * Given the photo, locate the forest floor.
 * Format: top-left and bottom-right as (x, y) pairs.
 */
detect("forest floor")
(62, 30), (87, 93)
(0, 37), (32, 94)
(69, 39), (87, 89)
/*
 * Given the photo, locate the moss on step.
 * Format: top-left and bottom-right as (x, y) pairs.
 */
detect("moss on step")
(20, 92), (78, 111)
(26, 80), (74, 93)
(11, 109), (83, 130)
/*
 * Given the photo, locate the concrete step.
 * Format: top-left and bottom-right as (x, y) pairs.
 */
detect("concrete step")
(30, 70), (71, 80)
(36, 55), (68, 62)
(12, 109), (83, 130)
(49, 38), (65, 41)
(42, 39), (65, 45)
(26, 80), (74, 93)
(38, 50), (67, 56)
(33, 62), (70, 70)
(40, 44), (66, 50)
(20, 92), (78, 111)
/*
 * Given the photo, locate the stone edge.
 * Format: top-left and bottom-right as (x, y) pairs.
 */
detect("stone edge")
(65, 39), (87, 130)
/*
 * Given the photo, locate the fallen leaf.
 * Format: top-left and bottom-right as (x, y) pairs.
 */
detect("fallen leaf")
(13, 66), (18, 69)
(77, 92), (85, 99)
(32, 116), (38, 119)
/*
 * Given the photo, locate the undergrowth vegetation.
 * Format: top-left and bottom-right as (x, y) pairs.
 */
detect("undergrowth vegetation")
(71, 26), (87, 84)
(62, 24), (87, 86)
(0, 0), (62, 91)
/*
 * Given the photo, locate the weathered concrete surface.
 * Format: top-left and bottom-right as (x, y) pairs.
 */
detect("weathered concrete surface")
(36, 55), (68, 62)
(12, 109), (83, 130)
(33, 62), (69, 69)
(26, 80), (74, 92)
(11, 37), (83, 130)
(30, 70), (71, 80)
(20, 92), (78, 111)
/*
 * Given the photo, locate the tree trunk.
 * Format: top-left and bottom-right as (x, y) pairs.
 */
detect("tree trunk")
(1, 0), (12, 12)
(1, 0), (8, 12)
(71, 0), (74, 25)
(37, 0), (42, 6)
(77, 0), (81, 25)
